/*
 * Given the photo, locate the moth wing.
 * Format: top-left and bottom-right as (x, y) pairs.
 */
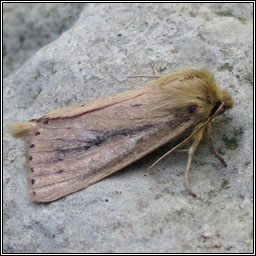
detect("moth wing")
(42, 87), (145, 119)
(25, 80), (204, 202)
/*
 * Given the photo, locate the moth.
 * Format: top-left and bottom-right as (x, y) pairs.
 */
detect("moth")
(8, 63), (233, 202)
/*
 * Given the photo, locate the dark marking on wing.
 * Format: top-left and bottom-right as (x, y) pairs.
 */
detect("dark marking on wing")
(131, 104), (143, 107)
(188, 105), (197, 114)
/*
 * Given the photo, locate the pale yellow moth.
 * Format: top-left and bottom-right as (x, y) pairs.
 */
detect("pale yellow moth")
(8, 62), (233, 202)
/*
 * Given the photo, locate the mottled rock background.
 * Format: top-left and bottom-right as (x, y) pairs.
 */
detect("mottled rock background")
(3, 3), (86, 78)
(3, 3), (253, 253)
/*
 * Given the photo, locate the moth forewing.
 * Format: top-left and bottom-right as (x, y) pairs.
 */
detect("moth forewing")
(8, 68), (233, 202)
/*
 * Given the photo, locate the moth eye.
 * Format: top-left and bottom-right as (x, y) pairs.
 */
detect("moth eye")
(210, 101), (221, 116)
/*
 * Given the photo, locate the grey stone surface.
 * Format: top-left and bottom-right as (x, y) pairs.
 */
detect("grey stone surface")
(3, 3), (253, 253)
(3, 3), (86, 77)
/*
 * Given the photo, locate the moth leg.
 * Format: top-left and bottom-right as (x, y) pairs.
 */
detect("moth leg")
(185, 126), (205, 197)
(150, 61), (160, 76)
(128, 61), (162, 79)
(206, 123), (227, 167)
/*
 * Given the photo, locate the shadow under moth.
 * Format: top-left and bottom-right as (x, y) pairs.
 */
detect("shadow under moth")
(8, 63), (233, 202)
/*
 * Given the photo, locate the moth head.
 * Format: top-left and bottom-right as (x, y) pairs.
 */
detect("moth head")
(211, 89), (233, 116)
(219, 89), (234, 116)
(221, 89), (234, 110)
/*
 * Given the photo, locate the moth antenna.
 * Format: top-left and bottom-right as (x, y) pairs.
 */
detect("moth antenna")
(7, 121), (35, 138)
(128, 74), (161, 78)
(146, 126), (202, 171)
(177, 149), (189, 152)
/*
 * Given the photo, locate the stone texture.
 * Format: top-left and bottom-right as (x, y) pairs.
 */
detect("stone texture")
(3, 3), (86, 77)
(3, 3), (253, 253)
